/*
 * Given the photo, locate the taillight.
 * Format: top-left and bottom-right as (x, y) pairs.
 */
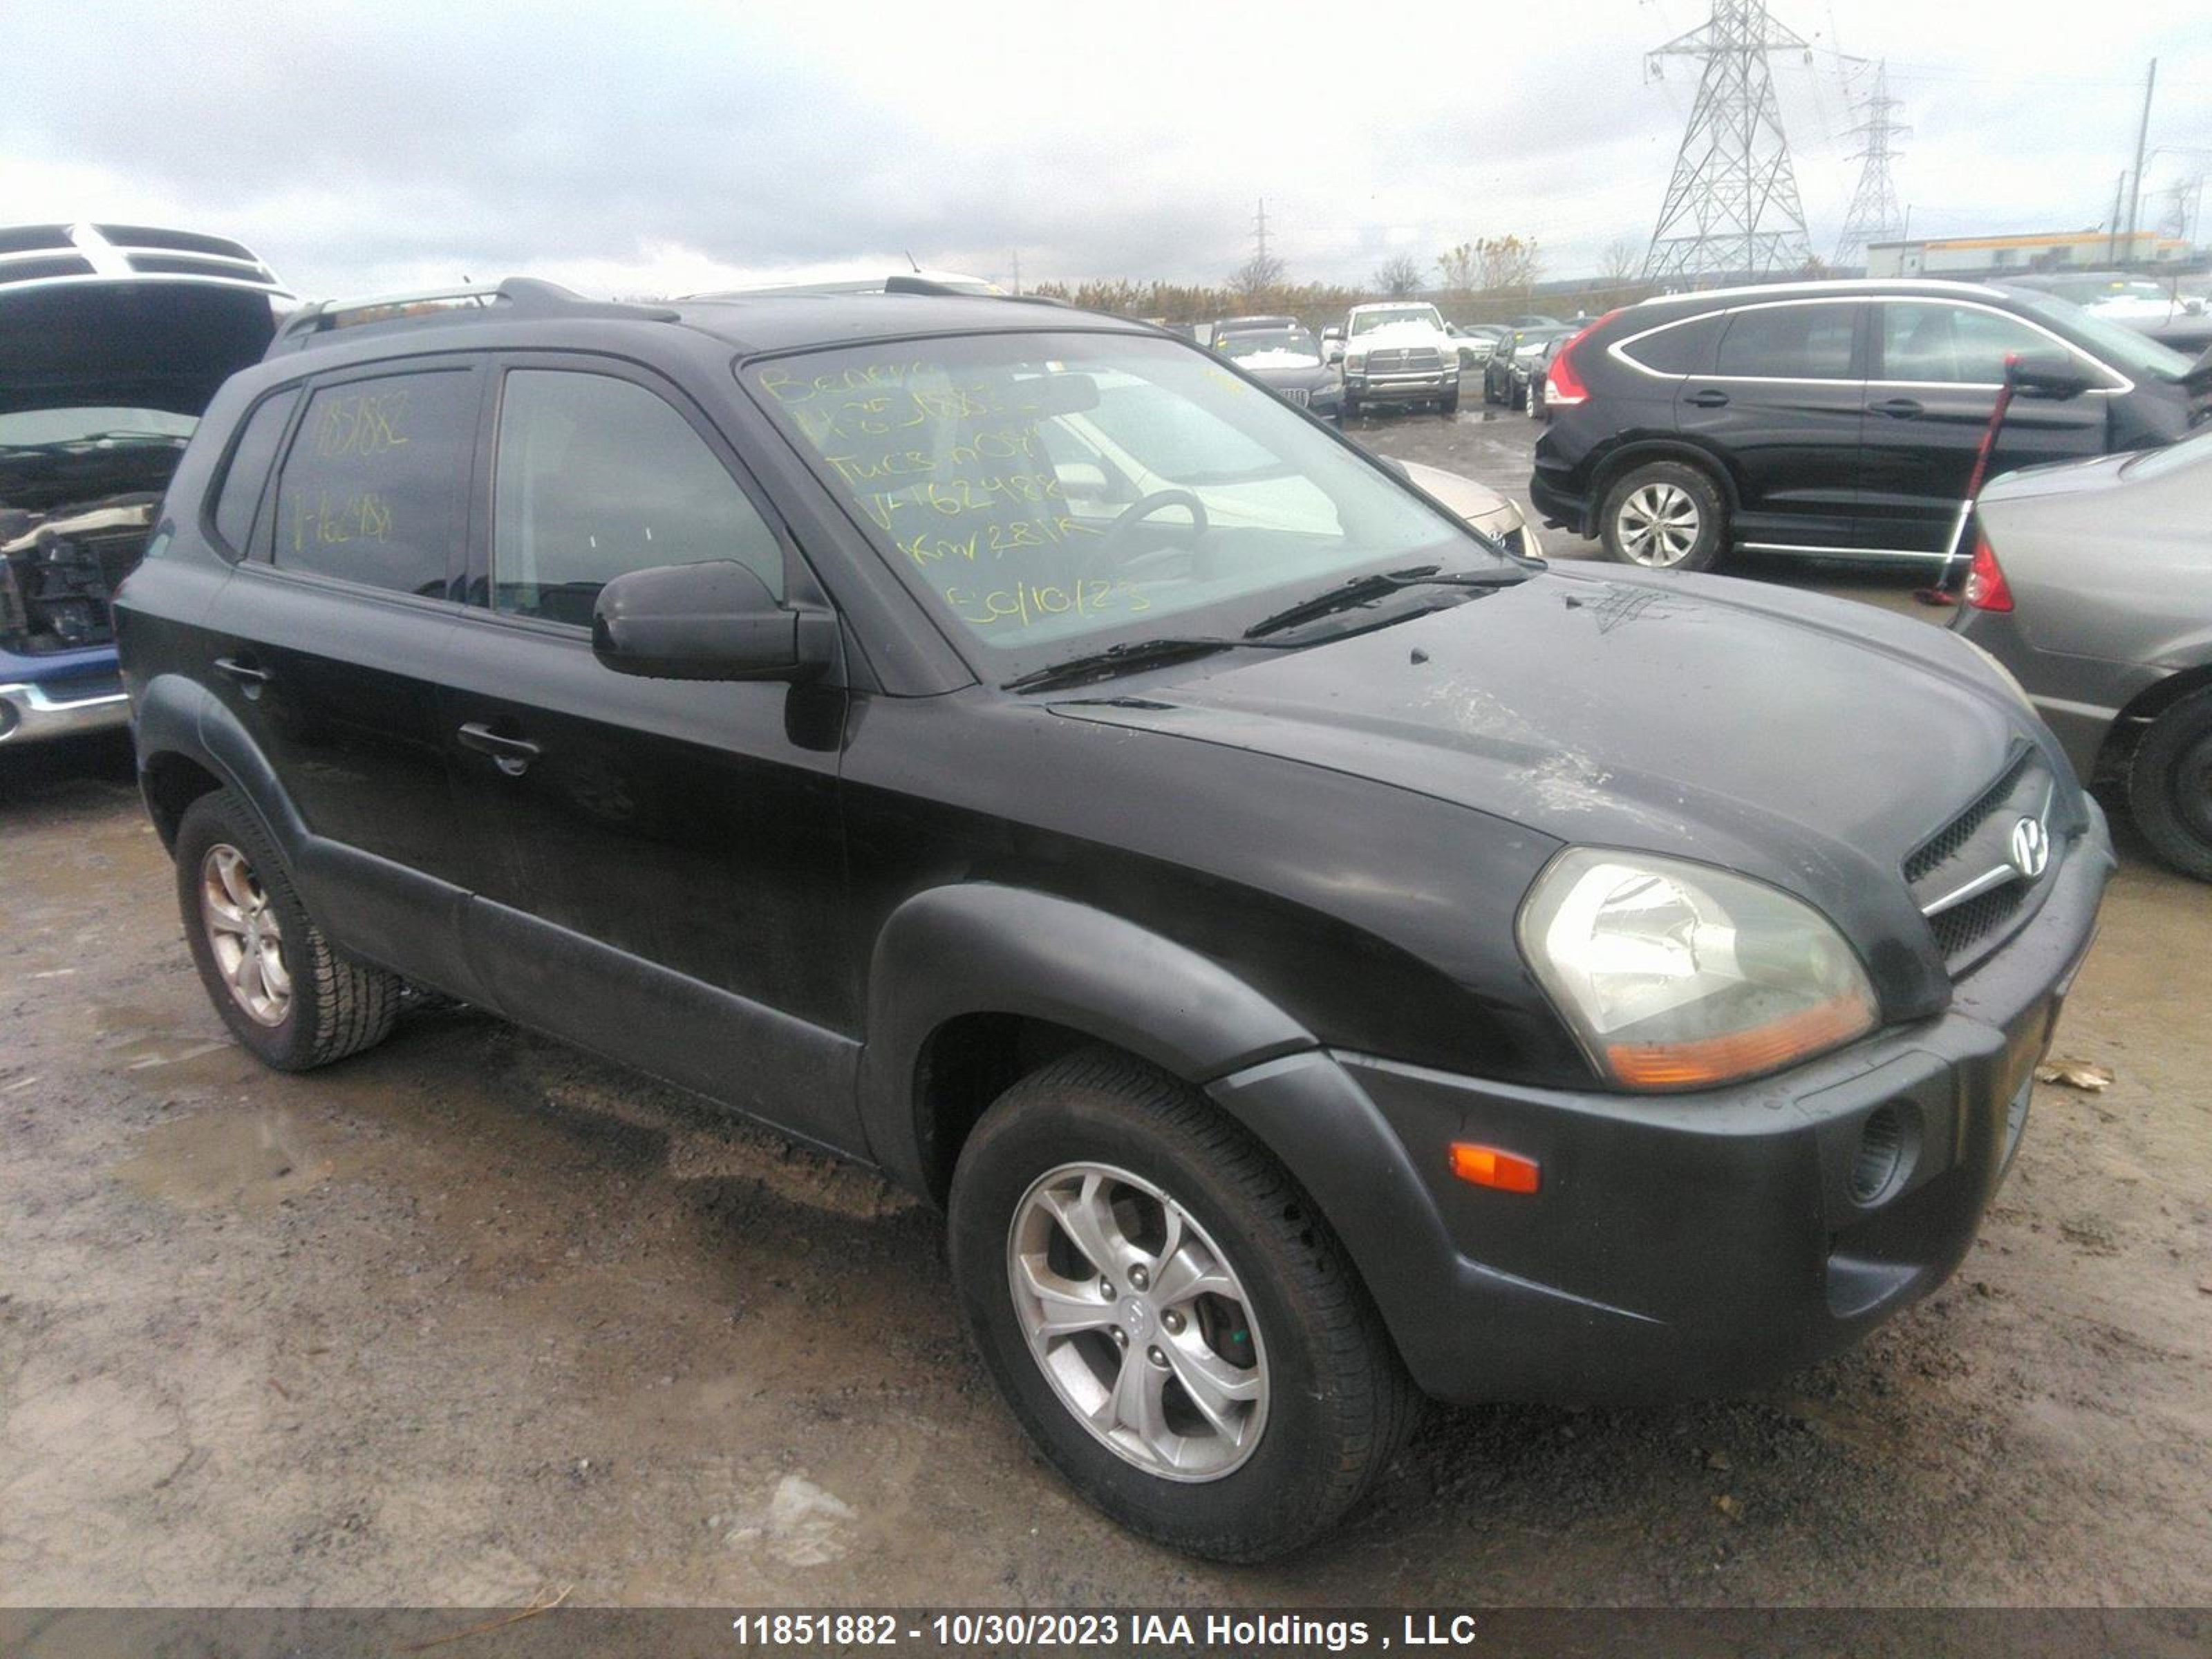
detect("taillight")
(1963, 528), (2014, 612)
(1542, 308), (1618, 409)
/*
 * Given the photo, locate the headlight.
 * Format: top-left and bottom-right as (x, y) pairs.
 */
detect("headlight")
(1345, 353), (1366, 373)
(1517, 849), (1877, 1091)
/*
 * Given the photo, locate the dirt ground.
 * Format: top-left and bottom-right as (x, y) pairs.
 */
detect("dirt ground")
(2, 409), (2208, 1611)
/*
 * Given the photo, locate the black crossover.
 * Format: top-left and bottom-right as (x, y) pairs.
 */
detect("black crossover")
(118, 279), (2110, 1560)
(1530, 278), (2202, 572)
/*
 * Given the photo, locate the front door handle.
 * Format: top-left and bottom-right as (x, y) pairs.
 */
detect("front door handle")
(212, 655), (271, 686)
(1868, 397), (1925, 418)
(457, 722), (542, 778)
(1684, 387), (1730, 409)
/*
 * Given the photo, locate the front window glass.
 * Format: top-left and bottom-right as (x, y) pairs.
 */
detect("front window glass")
(1881, 303), (2052, 384)
(1715, 303), (1857, 379)
(491, 370), (782, 626)
(747, 332), (1490, 673)
(2009, 292), (2191, 384)
(1350, 306), (1443, 336)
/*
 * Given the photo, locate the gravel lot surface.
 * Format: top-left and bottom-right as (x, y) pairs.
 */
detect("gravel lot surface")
(3, 409), (2207, 1611)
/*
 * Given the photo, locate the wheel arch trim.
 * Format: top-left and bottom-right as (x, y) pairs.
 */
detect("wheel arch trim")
(133, 673), (306, 859)
(857, 883), (1315, 1194)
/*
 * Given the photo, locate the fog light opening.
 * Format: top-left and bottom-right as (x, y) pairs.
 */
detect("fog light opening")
(1850, 1105), (1907, 1206)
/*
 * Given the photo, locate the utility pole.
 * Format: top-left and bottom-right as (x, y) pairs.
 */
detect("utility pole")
(1253, 198), (1271, 271)
(1833, 59), (1908, 270)
(2122, 58), (2157, 265)
(1642, 1), (1815, 282)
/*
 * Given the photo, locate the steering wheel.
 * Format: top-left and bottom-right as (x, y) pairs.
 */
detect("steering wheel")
(1098, 489), (1209, 560)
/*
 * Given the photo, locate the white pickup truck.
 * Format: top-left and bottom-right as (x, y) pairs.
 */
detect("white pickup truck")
(1321, 301), (1460, 417)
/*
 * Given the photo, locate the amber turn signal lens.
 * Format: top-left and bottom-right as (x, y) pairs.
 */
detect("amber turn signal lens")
(1448, 1143), (1541, 1194)
(1604, 993), (1873, 1090)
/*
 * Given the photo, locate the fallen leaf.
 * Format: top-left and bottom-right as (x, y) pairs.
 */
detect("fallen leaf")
(2035, 1058), (2113, 1092)
(1705, 1450), (1733, 1472)
(1714, 1494), (1744, 1520)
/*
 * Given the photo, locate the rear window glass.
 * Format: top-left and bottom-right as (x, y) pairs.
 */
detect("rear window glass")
(1715, 303), (1857, 379)
(1620, 313), (1723, 375)
(272, 371), (475, 598)
(211, 388), (299, 556)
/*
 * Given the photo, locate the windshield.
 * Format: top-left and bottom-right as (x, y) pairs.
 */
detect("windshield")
(2009, 292), (2193, 383)
(0, 407), (197, 451)
(747, 332), (1495, 677)
(1216, 328), (1322, 364)
(2033, 276), (2174, 306)
(1349, 306), (1443, 336)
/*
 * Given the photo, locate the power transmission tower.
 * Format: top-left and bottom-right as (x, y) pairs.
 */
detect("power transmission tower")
(1253, 198), (1271, 270)
(1833, 60), (1908, 268)
(1642, 1), (1815, 282)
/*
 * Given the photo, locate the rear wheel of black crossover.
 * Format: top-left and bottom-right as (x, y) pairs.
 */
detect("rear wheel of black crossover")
(947, 1047), (1419, 1562)
(1599, 458), (1726, 572)
(2128, 689), (2212, 881)
(174, 789), (402, 1071)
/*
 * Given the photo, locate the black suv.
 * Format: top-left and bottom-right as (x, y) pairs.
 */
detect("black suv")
(1530, 278), (2201, 572)
(118, 279), (2111, 1561)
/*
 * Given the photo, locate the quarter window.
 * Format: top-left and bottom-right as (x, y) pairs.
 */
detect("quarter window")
(272, 371), (475, 597)
(491, 370), (782, 627)
(211, 388), (300, 556)
(1881, 303), (2058, 384)
(1621, 313), (1724, 375)
(1714, 304), (1857, 379)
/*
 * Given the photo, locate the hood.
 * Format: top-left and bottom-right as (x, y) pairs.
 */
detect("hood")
(0, 280), (281, 419)
(1350, 321), (1450, 348)
(1398, 459), (1520, 538)
(1053, 566), (2067, 1005)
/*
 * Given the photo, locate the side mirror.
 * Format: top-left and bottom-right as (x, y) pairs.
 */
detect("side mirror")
(592, 560), (832, 682)
(2007, 353), (2093, 401)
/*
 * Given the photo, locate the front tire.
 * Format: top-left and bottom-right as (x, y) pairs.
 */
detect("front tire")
(948, 1049), (1418, 1562)
(1440, 382), (1461, 415)
(1598, 459), (1726, 571)
(174, 789), (402, 1071)
(2128, 689), (2212, 881)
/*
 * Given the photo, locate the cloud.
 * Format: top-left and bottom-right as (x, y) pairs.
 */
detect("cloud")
(3, 0), (2206, 300)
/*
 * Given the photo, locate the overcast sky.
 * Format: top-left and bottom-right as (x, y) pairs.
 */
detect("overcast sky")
(4, 0), (2208, 301)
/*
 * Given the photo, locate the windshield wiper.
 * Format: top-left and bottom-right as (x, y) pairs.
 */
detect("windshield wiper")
(1241, 563), (1529, 639)
(1002, 635), (1243, 693)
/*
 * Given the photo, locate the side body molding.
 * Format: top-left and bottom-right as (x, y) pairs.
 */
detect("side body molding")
(856, 883), (1316, 1192)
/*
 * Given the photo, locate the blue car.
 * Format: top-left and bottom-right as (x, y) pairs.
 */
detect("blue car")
(1, 223), (290, 745)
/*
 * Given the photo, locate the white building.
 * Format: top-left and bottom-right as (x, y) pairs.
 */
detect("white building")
(1866, 230), (2189, 278)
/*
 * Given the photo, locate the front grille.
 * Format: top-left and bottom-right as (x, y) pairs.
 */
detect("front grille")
(1366, 348), (1443, 373)
(1282, 387), (1310, 407)
(1927, 883), (2029, 959)
(1903, 749), (2056, 971)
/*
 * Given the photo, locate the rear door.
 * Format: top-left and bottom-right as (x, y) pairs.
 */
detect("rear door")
(1858, 298), (2114, 556)
(204, 359), (486, 993)
(1676, 299), (1866, 552)
(438, 357), (863, 1152)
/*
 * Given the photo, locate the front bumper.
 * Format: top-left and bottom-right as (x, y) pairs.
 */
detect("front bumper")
(1345, 369), (1456, 404)
(0, 646), (129, 744)
(1210, 801), (2114, 1405)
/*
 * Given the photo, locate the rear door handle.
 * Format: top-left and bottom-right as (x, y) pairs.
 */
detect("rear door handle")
(1868, 397), (1924, 418)
(1684, 388), (1730, 409)
(213, 656), (271, 687)
(457, 722), (542, 777)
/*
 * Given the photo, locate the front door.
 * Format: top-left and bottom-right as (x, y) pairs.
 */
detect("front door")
(438, 359), (863, 1152)
(1857, 299), (2114, 556)
(1675, 299), (1867, 552)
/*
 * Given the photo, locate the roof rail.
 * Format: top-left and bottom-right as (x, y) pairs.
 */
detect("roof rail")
(265, 276), (678, 356)
(879, 274), (1073, 308)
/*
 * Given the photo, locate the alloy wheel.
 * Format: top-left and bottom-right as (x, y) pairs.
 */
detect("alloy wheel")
(199, 843), (292, 1027)
(1007, 1161), (1268, 1482)
(1615, 481), (1702, 567)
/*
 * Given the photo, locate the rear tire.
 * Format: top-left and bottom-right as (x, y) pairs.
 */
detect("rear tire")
(1598, 459), (1726, 572)
(174, 789), (402, 1071)
(947, 1047), (1418, 1562)
(2128, 689), (2212, 881)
